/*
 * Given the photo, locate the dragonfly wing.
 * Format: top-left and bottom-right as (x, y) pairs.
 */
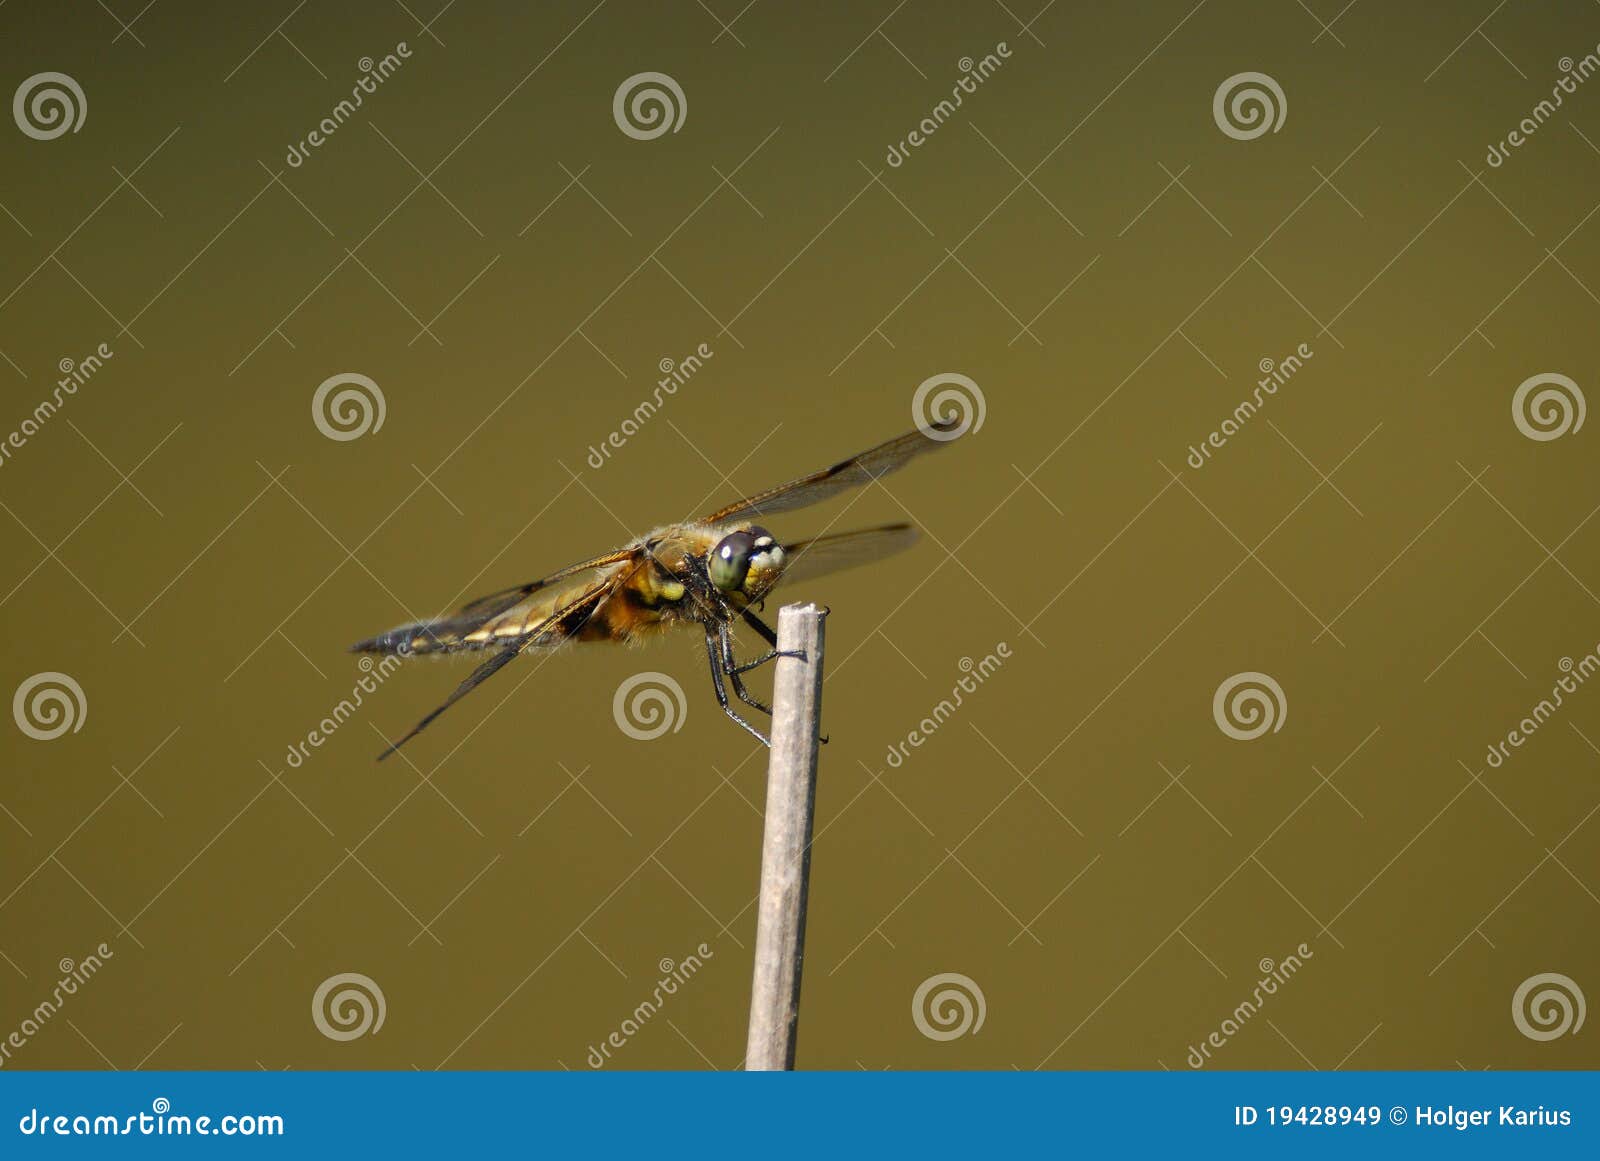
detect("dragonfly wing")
(452, 546), (636, 616)
(374, 648), (520, 761)
(373, 572), (628, 760)
(778, 523), (922, 586)
(351, 548), (636, 656)
(700, 421), (960, 526)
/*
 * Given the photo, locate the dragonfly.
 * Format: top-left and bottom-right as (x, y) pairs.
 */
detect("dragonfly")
(352, 421), (965, 758)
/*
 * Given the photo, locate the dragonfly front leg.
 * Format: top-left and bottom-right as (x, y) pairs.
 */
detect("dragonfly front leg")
(728, 650), (807, 676)
(740, 607), (780, 648)
(729, 610), (807, 676)
(719, 623), (776, 715)
(704, 627), (770, 746)
(719, 621), (827, 744)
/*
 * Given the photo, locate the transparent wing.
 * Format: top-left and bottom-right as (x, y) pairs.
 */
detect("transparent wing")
(779, 523), (922, 586)
(701, 421), (960, 526)
(372, 572), (628, 760)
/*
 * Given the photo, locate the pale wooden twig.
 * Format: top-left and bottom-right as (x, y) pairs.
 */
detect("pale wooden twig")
(744, 602), (827, 1071)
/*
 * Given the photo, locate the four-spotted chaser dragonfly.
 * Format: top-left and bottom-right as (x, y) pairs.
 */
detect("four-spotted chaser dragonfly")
(353, 421), (963, 757)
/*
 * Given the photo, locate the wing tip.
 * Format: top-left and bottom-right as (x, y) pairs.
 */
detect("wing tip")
(372, 717), (426, 762)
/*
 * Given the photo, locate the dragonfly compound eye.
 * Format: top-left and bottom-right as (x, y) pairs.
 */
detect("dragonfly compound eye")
(743, 533), (786, 597)
(709, 531), (755, 592)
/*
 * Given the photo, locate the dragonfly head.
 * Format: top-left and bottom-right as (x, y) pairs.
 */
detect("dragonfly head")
(709, 525), (785, 598)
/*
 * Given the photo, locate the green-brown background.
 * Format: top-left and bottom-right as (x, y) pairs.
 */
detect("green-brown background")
(2, 0), (1597, 1070)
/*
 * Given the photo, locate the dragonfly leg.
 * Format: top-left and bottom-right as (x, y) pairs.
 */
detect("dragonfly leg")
(719, 624), (776, 715)
(740, 607), (779, 647)
(734, 609), (806, 672)
(719, 623), (827, 746)
(704, 628), (770, 746)
(728, 648), (807, 676)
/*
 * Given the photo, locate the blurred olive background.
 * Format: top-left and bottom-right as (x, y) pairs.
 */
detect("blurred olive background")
(1, 0), (1597, 1071)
